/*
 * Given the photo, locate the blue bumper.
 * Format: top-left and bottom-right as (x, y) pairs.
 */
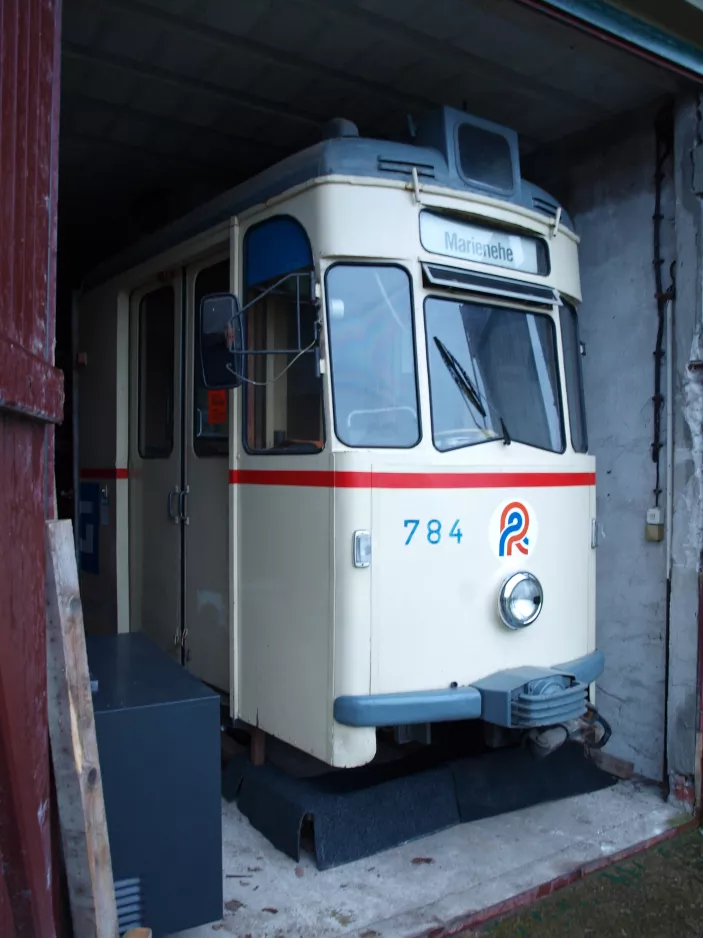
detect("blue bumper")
(333, 649), (604, 728)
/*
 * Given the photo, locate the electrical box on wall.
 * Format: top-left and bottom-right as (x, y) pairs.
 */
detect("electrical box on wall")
(645, 507), (664, 542)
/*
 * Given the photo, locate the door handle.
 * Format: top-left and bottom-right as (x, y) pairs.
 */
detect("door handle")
(168, 487), (180, 523)
(179, 485), (190, 525)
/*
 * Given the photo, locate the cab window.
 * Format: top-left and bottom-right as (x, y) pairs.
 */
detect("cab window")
(560, 303), (588, 453)
(325, 264), (420, 448)
(193, 259), (230, 457)
(242, 217), (324, 454)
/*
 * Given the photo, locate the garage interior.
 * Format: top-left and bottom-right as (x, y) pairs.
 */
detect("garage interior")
(54, 1), (703, 935)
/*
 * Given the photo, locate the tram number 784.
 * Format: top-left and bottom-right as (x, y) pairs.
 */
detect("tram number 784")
(404, 519), (463, 545)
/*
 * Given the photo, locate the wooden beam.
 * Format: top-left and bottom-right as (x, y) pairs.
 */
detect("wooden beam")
(250, 727), (266, 767)
(46, 520), (119, 938)
(589, 749), (635, 780)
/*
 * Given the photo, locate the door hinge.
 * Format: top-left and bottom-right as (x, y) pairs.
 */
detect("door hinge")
(173, 627), (189, 648)
(168, 486), (181, 523)
(179, 485), (190, 525)
(591, 518), (598, 549)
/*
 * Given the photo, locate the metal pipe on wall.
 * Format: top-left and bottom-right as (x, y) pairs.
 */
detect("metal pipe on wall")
(72, 290), (80, 565)
(666, 297), (674, 579)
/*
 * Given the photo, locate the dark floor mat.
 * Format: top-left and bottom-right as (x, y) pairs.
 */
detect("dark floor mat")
(222, 743), (617, 870)
(226, 753), (460, 870)
(452, 742), (618, 822)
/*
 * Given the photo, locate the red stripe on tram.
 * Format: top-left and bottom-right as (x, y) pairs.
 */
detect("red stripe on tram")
(228, 469), (596, 489)
(79, 467), (129, 480)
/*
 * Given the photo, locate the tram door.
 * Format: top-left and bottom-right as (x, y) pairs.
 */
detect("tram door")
(129, 254), (231, 691)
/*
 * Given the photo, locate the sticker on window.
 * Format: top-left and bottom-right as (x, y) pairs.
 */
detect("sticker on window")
(208, 389), (227, 425)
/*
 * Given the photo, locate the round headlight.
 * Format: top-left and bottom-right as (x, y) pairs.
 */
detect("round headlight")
(498, 572), (543, 629)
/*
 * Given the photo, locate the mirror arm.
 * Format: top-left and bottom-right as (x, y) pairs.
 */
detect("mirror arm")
(314, 320), (322, 378)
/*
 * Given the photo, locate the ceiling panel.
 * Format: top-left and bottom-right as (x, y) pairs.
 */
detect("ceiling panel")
(59, 0), (687, 278)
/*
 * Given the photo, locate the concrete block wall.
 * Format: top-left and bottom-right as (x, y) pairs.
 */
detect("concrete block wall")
(668, 96), (703, 800)
(530, 108), (678, 781)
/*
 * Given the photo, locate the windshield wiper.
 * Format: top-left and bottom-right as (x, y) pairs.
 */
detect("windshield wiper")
(433, 336), (511, 445)
(499, 416), (511, 445)
(434, 337), (485, 416)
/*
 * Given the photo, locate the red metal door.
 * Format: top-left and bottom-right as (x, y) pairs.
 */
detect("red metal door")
(0, 1), (64, 935)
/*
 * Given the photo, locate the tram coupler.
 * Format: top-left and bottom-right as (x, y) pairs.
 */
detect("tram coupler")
(525, 703), (612, 759)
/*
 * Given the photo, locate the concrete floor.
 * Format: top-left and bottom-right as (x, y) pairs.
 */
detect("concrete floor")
(173, 780), (684, 938)
(472, 826), (703, 937)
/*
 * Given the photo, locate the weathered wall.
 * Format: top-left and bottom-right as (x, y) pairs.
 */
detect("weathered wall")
(667, 94), (703, 799)
(531, 109), (676, 781)
(0, 0), (63, 934)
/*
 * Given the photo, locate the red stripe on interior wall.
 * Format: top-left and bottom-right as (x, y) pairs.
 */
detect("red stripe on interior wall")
(79, 468), (129, 480)
(228, 469), (596, 489)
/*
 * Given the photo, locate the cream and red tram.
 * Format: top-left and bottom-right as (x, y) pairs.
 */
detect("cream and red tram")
(79, 106), (603, 767)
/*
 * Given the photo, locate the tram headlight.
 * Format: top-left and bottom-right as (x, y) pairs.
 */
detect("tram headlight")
(498, 572), (543, 629)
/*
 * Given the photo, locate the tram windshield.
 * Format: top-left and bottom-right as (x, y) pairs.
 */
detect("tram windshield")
(326, 265), (420, 448)
(425, 298), (563, 453)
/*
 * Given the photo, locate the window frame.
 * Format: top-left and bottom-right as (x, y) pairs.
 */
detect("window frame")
(241, 214), (325, 457)
(324, 260), (422, 450)
(193, 257), (231, 459)
(419, 209), (551, 278)
(423, 294), (566, 455)
(559, 302), (589, 454)
(454, 121), (516, 197)
(137, 284), (176, 460)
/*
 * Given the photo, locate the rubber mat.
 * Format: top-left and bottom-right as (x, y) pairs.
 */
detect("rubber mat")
(451, 742), (618, 822)
(222, 743), (617, 870)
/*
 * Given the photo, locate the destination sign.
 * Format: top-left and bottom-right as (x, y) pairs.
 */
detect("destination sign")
(419, 211), (548, 275)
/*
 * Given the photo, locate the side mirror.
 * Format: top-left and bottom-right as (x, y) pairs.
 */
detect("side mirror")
(199, 293), (243, 390)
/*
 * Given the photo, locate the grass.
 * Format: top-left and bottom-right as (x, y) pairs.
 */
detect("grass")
(467, 827), (703, 937)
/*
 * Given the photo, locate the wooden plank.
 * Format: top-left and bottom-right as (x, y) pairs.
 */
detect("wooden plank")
(220, 729), (247, 767)
(250, 727), (266, 767)
(45, 519), (119, 938)
(589, 750), (635, 780)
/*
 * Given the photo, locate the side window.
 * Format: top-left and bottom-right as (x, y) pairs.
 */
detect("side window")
(243, 217), (323, 455)
(138, 285), (175, 458)
(193, 259), (230, 457)
(326, 265), (419, 448)
(560, 303), (588, 453)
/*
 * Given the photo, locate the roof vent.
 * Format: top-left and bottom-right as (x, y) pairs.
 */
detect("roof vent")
(322, 118), (360, 140)
(416, 106), (520, 198)
(532, 194), (559, 217)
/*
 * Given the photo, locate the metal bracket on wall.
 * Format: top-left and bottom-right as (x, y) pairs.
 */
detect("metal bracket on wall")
(692, 142), (703, 197)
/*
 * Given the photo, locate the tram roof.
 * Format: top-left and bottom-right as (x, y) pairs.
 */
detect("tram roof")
(83, 125), (573, 291)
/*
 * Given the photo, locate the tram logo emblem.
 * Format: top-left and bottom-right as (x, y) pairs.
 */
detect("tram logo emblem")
(499, 501), (530, 556)
(490, 499), (538, 559)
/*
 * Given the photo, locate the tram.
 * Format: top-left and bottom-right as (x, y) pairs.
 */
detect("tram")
(78, 105), (604, 768)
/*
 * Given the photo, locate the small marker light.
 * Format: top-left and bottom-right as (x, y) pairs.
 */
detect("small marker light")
(353, 531), (371, 568)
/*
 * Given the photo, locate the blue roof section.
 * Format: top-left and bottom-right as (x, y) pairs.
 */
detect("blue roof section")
(84, 134), (573, 291)
(527, 0), (703, 82)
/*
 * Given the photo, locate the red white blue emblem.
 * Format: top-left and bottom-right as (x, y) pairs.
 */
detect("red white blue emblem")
(499, 501), (530, 557)
(491, 498), (538, 559)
